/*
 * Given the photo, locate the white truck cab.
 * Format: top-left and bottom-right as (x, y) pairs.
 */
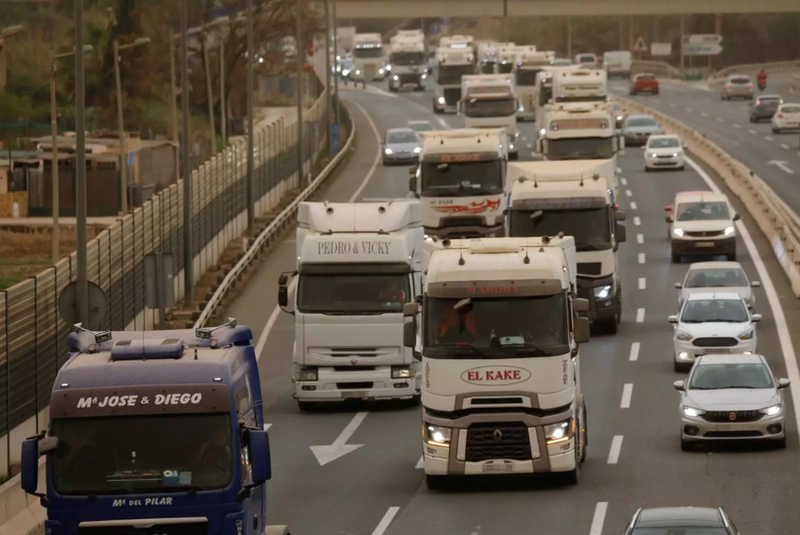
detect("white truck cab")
(514, 49), (554, 121)
(506, 162), (627, 333)
(278, 200), (424, 410)
(409, 129), (508, 238)
(352, 33), (385, 82)
(495, 45), (518, 74)
(476, 42), (499, 74)
(458, 74), (519, 159)
(533, 66), (575, 128)
(388, 32), (426, 91)
(404, 236), (591, 488)
(433, 46), (475, 114)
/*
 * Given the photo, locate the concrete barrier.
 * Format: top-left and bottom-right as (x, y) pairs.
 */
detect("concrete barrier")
(0, 457), (45, 535)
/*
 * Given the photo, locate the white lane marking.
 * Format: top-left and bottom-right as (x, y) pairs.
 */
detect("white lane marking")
(749, 129), (757, 134)
(768, 160), (794, 174)
(263, 423), (272, 431)
(415, 455), (424, 469)
(630, 201), (638, 210)
(765, 136), (773, 141)
(590, 503), (608, 535)
(636, 233), (643, 244)
(634, 216), (641, 226)
(625, 189), (632, 197)
(733, 123), (741, 128)
(521, 135), (527, 141)
(310, 411), (369, 466)
(620, 177), (628, 185)
(629, 342), (640, 361)
(781, 143), (790, 149)
(621, 384), (633, 408)
(607, 436), (624, 464)
(701, 112), (709, 117)
(527, 143), (533, 149)
(616, 167), (622, 174)
(638, 277), (646, 290)
(686, 155), (800, 433)
(255, 277), (298, 359)
(638, 252), (645, 264)
(371, 507), (400, 535)
(654, 99), (662, 104)
(636, 308), (645, 323)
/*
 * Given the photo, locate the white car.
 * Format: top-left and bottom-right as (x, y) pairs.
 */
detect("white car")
(675, 261), (760, 310)
(669, 292), (760, 373)
(643, 134), (685, 171)
(666, 191), (739, 263)
(771, 103), (800, 134)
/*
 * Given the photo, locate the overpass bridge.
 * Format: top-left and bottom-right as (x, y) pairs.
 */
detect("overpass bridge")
(336, 0), (800, 19)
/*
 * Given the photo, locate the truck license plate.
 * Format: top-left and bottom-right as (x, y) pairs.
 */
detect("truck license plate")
(343, 391), (366, 399)
(696, 242), (715, 248)
(482, 462), (514, 473)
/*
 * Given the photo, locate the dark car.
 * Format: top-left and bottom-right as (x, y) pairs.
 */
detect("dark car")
(623, 507), (740, 535)
(629, 73), (659, 95)
(749, 94), (783, 122)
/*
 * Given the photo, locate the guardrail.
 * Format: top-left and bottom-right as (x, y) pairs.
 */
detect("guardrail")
(631, 59), (680, 79)
(615, 95), (800, 297)
(194, 105), (356, 328)
(712, 60), (800, 81)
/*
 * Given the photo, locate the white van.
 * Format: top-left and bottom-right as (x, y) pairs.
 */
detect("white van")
(603, 51), (632, 78)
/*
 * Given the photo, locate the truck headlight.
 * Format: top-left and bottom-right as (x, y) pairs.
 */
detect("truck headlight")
(423, 424), (451, 447)
(594, 285), (612, 300)
(413, 147), (421, 153)
(509, 143), (515, 150)
(682, 406), (705, 417)
(760, 404), (782, 416)
(544, 418), (573, 445)
(355, 69), (361, 75)
(298, 369), (318, 381)
(438, 96), (445, 104)
(379, 68), (385, 74)
(724, 226), (735, 236)
(393, 75), (399, 80)
(385, 65), (392, 71)
(385, 148), (393, 155)
(422, 73), (427, 79)
(673, 228), (684, 237)
(738, 329), (754, 341)
(392, 368), (416, 379)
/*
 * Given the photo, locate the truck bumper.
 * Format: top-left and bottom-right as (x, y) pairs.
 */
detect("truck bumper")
(294, 366), (420, 402)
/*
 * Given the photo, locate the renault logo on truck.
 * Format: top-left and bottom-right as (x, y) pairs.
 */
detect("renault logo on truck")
(461, 366), (531, 385)
(492, 429), (503, 441)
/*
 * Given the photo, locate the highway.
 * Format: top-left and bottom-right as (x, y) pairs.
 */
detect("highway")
(227, 81), (800, 535)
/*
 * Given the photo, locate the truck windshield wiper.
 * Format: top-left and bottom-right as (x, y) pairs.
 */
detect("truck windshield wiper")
(499, 343), (555, 357)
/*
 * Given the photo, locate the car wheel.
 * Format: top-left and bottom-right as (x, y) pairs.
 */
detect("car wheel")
(678, 165), (685, 171)
(775, 128), (782, 134)
(645, 166), (652, 172)
(426, 474), (448, 490)
(674, 361), (691, 373)
(407, 394), (421, 407)
(654, 90), (659, 95)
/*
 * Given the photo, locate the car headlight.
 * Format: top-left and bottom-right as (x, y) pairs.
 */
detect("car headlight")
(392, 368), (416, 379)
(438, 96), (445, 104)
(544, 418), (574, 445)
(413, 147), (421, 154)
(385, 65), (391, 71)
(594, 285), (612, 299)
(760, 404), (782, 416)
(672, 153), (679, 157)
(379, 68), (384, 74)
(738, 329), (754, 341)
(650, 153), (658, 158)
(673, 228), (684, 237)
(384, 148), (393, 155)
(724, 226), (735, 236)
(298, 369), (318, 381)
(423, 424), (451, 447)
(421, 73), (427, 79)
(682, 406), (705, 417)
(676, 331), (693, 342)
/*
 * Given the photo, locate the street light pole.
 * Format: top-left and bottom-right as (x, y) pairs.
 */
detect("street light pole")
(179, 0), (194, 305)
(219, 34), (226, 147)
(246, 0), (255, 236)
(74, 0), (89, 325)
(295, 0), (304, 186)
(324, 0), (331, 153)
(169, 30), (180, 181)
(332, 0), (339, 124)
(202, 34), (216, 156)
(49, 60), (59, 264)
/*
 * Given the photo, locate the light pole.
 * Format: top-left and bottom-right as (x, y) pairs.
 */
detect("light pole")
(200, 17), (229, 154)
(0, 25), (25, 93)
(179, 0), (193, 306)
(295, 0), (304, 187)
(324, 0), (331, 153)
(246, 0), (255, 235)
(74, 0), (89, 325)
(332, 0), (339, 125)
(51, 45), (92, 265)
(113, 37), (151, 216)
(169, 29), (180, 181)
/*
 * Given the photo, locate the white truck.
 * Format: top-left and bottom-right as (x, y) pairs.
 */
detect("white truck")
(514, 50), (554, 121)
(387, 31), (427, 91)
(495, 45), (518, 74)
(533, 66), (575, 129)
(439, 34), (474, 49)
(459, 74), (519, 160)
(337, 26), (356, 53)
(409, 129), (508, 238)
(602, 51), (632, 79)
(403, 236), (591, 488)
(506, 162), (627, 333)
(432, 46), (475, 114)
(352, 33), (386, 82)
(278, 200), (424, 410)
(476, 42), (499, 74)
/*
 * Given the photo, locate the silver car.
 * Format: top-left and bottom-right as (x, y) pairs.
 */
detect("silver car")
(674, 354), (790, 449)
(675, 261), (760, 310)
(720, 74), (754, 100)
(382, 128), (420, 166)
(621, 114), (663, 145)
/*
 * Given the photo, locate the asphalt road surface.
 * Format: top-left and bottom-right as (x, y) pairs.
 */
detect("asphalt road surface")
(226, 80), (800, 535)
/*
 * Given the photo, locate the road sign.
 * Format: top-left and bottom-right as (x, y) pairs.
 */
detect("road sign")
(682, 34), (723, 45)
(651, 43), (672, 56)
(631, 36), (648, 52)
(682, 43), (723, 56)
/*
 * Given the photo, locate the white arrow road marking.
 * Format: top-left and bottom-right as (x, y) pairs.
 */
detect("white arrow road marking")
(310, 411), (368, 466)
(768, 160), (794, 174)
(371, 507), (400, 535)
(263, 424), (272, 431)
(416, 455), (424, 469)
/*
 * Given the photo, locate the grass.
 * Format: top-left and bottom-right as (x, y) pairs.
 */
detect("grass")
(0, 260), (52, 290)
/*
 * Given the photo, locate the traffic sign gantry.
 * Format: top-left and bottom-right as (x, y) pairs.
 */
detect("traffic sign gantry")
(632, 36), (648, 52)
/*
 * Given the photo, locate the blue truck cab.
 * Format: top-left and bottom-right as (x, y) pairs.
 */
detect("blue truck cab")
(20, 319), (290, 535)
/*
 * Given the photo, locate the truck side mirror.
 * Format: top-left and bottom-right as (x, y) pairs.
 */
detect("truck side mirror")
(403, 319), (417, 348)
(409, 175), (417, 192)
(573, 298), (590, 313)
(539, 139), (547, 154)
(247, 429), (272, 484)
(21, 438), (39, 495)
(615, 223), (626, 243)
(403, 302), (418, 316)
(574, 316), (590, 344)
(278, 285), (289, 308)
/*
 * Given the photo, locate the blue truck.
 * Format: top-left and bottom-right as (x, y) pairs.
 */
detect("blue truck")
(20, 319), (290, 535)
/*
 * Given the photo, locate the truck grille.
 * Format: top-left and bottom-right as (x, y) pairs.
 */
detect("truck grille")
(79, 521), (207, 535)
(399, 73), (421, 84)
(441, 216), (484, 228)
(308, 347), (400, 358)
(577, 262), (602, 276)
(692, 337), (738, 348)
(465, 422), (531, 462)
(703, 410), (763, 423)
(444, 87), (461, 105)
(685, 230), (723, 237)
(364, 65), (377, 79)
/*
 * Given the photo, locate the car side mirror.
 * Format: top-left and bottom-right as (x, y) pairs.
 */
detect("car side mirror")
(673, 380), (685, 391)
(403, 302), (418, 316)
(668, 315), (678, 323)
(615, 209), (626, 221)
(246, 429), (271, 486)
(733, 213), (741, 221)
(752, 314), (762, 323)
(573, 298), (590, 313)
(574, 316), (590, 344)
(615, 223), (626, 243)
(664, 205), (672, 212)
(751, 281), (761, 287)
(778, 378), (791, 389)
(665, 215), (673, 223)
(674, 282), (682, 289)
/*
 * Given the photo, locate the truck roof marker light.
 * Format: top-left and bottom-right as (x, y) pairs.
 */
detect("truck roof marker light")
(542, 235), (550, 244)
(558, 232), (565, 239)
(210, 339), (218, 349)
(378, 205), (386, 214)
(593, 173), (600, 181)
(60, 383), (69, 388)
(214, 377), (222, 382)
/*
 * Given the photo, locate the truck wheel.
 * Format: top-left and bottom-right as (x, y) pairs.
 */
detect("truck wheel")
(510, 152), (519, 161)
(493, 227), (506, 238)
(680, 438), (694, 452)
(671, 252), (681, 263)
(298, 401), (316, 412)
(426, 474), (448, 490)
(415, 85), (424, 92)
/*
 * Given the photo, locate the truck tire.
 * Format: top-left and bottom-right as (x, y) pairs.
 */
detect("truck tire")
(426, 474), (448, 490)
(510, 152), (519, 161)
(414, 85), (424, 92)
(726, 252), (736, 261)
(562, 451), (580, 485)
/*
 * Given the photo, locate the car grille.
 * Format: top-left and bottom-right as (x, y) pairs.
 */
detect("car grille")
(685, 230), (723, 237)
(703, 410), (763, 423)
(444, 87), (461, 105)
(465, 422), (531, 462)
(79, 521), (207, 535)
(692, 337), (738, 348)
(705, 430), (762, 437)
(577, 262), (602, 276)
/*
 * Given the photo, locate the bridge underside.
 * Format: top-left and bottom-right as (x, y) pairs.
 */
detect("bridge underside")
(336, 0), (800, 19)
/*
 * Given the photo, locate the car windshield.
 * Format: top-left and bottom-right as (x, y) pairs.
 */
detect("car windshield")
(675, 201), (730, 221)
(730, 77), (750, 84)
(632, 529), (731, 535)
(546, 137), (615, 160)
(420, 160), (503, 197)
(52, 413), (232, 495)
(298, 273), (410, 314)
(577, 55), (596, 63)
(497, 62), (514, 74)
(463, 97), (517, 118)
(757, 96), (781, 104)
(685, 268), (747, 288)
(388, 131), (418, 144)
(408, 122), (433, 132)
(390, 52), (425, 65)
(648, 137), (680, 148)
(626, 116), (657, 127)
(425, 295), (568, 356)
(354, 46), (383, 58)
(554, 59), (571, 65)
(690, 363), (773, 390)
(538, 81), (553, 106)
(509, 208), (612, 251)
(782, 105), (800, 113)
(681, 299), (749, 323)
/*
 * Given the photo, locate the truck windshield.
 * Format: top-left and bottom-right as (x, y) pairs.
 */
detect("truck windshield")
(354, 46), (383, 59)
(391, 52), (425, 65)
(463, 97), (517, 118)
(420, 160), (503, 197)
(538, 82), (552, 106)
(516, 69), (542, 86)
(425, 295), (568, 355)
(52, 413), (232, 495)
(546, 137), (614, 160)
(509, 208), (612, 251)
(497, 63), (514, 74)
(436, 65), (475, 85)
(555, 95), (607, 103)
(298, 273), (410, 314)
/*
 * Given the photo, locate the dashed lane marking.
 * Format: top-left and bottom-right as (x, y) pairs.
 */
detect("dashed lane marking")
(621, 384), (633, 408)
(590, 503), (608, 535)
(629, 342), (640, 361)
(638, 252), (645, 264)
(636, 234), (643, 244)
(607, 436), (624, 464)
(636, 308), (645, 322)
(638, 277), (645, 290)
